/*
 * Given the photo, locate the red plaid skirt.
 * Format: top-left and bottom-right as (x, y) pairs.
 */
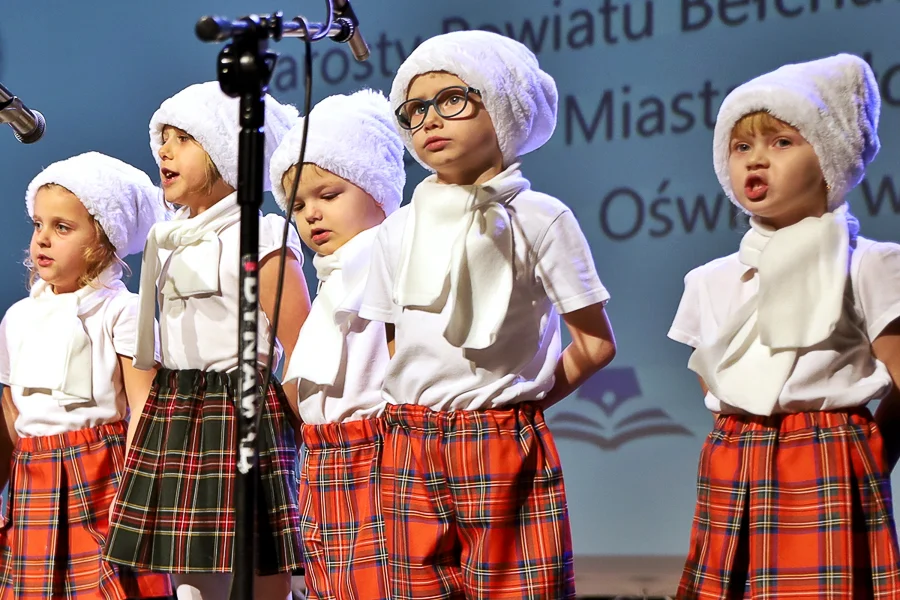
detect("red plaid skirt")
(381, 403), (576, 600)
(0, 421), (171, 599)
(299, 418), (389, 600)
(679, 408), (900, 599)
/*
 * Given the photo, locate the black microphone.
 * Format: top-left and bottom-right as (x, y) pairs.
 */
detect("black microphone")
(332, 0), (370, 62)
(0, 82), (45, 144)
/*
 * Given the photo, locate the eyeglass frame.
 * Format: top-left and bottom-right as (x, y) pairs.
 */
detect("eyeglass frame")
(394, 86), (483, 131)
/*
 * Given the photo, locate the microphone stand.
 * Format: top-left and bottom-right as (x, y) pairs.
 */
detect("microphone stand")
(195, 9), (363, 600)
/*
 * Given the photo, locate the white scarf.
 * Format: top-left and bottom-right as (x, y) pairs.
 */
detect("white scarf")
(688, 204), (859, 415)
(285, 226), (379, 387)
(393, 163), (528, 350)
(8, 265), (125, 404)
(133, 193), (241, 369)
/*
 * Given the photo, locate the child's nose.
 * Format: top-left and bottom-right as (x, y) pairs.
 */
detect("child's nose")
(422, 106), (442, 130)
(747, 146), (768, 168)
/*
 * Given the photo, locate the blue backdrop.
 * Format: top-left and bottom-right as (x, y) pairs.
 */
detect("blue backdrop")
(2, 0), (899, 559)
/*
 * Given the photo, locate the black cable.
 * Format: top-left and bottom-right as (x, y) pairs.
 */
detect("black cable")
(259, 14), (315, 422)
(307, 0), (334, 42)
(220, 6), (330, 597)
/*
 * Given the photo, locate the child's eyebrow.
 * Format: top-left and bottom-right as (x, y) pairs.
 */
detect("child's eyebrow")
(313, 181), (342, 195)
(32, 216), (75, 225)
(295, 182), (337, 200)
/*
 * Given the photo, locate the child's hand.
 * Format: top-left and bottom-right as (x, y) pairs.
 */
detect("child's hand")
(107, 493), (117, 529)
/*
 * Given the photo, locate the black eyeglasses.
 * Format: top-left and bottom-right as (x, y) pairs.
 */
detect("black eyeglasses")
(395, 86), (483, 130)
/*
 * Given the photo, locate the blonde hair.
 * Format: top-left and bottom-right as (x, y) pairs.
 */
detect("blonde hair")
(281, 164), (300, 200)
(26, 183), (128, 290)
(731, 110), (797, 140)
(280, 163), (333, 211)
(198, 151), (223, 197)
(159, 127), (225, 208)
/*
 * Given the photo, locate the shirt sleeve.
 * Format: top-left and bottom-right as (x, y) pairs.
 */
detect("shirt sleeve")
(668, 268), (704, 348)
(111, 293), (160, 362)
(0, 312), (10, 385)
(359, 221), (400, 324)
(534, 208), (610, 314)
(855, 241), (900, 341)
(258, 213), (305, 264)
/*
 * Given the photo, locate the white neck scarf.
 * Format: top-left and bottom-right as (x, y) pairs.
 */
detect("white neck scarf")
(8, 265), (125, 404)
(688, 204), (859, 415)
(392, 163), (528, 350)
(285, 226), (379, 387)
(134, 192), (241, 369)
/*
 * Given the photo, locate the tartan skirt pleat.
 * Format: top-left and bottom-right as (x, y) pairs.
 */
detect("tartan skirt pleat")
(103, 368), (304, 574)
(0, 421), (172, 599)
(678, 408), (900, 600)
(299, 418), (390, 600)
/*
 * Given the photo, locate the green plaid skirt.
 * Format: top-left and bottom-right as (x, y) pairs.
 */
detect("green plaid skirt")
(103, 369), (303, 575)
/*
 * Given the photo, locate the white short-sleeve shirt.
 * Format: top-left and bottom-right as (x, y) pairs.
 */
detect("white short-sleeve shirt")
(669, 237), (900, 413)
(0, 289), (145, 437)
(158, 213), (302, 372)
(359, 188), (610, 411)
(296, 316), (391, 425)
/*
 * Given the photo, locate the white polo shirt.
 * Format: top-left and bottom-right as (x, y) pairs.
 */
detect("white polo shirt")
(0, 289), (145, 437)
(669, 237), (900, 414)
(295, 317), (391, 425)
(360, 189), (610, 411)
(157, 213), (303, 372)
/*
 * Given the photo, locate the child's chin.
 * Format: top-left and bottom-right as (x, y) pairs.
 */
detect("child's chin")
(738, 197), (770, 213)
(315, 243), (338, 256)
(40, 274), (75, 291)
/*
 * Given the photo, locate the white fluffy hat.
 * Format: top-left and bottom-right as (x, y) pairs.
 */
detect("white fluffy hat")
(714, 53), (880, 212)
(25, 151), (166, 257)
(270, 89), (405, 216)
(389, 30), (558, 170)
(149, 81), (299, 191)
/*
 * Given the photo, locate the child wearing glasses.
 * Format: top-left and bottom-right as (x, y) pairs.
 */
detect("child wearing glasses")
(359, 30), (617, 599)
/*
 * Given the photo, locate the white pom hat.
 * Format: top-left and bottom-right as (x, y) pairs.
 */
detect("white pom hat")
(26, 151), (166, 257)
(714, 53), (880, 212)
(389, 30), (558, 170)
(270, 89), (405, 216)
(149, 81), (299, 191)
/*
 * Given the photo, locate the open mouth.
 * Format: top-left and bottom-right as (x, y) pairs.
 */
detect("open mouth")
(744, 174), (768, 201)
(161, 168), (180, 185)
(35, 254), (53, 267)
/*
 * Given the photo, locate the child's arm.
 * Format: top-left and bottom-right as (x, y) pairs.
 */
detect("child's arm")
(386, 324), (396, 358)
(0, 388), (17, 489)
(540, 302), (616, 409)
(259, 250), (310, 425)
(872, 319), (900, 470)
(118, 356), (156, 457)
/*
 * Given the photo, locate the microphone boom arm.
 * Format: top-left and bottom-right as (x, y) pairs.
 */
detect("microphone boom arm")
(196, 13), (352, 45)
(196, 7), (368, 62)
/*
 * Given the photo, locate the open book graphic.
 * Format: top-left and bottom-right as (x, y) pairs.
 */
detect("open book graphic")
(549, 367), (692, 451)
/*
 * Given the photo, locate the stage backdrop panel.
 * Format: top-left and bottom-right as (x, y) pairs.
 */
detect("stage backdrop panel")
(1, 0), (899, 566)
